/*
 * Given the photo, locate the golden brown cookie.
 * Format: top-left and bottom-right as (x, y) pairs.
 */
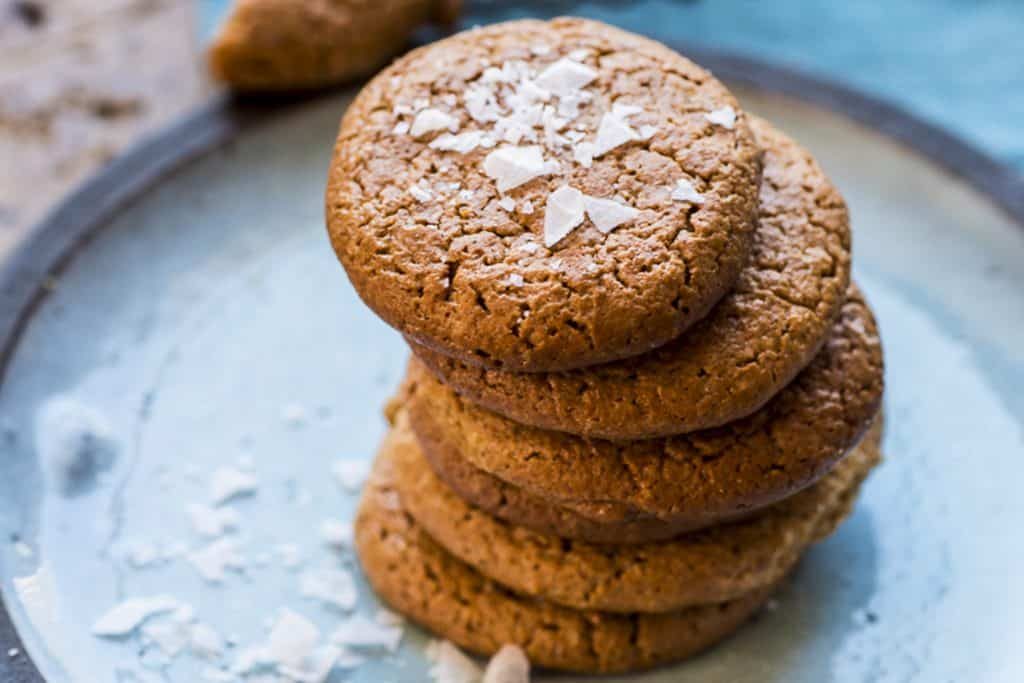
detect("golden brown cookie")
(411, 116), (851, 438)
(355, 450), (780, 674)
(209, 0), (456, 92)
(388, 413), (880, 612)
(327, 18), (762, 372)
(405, 287), (884, 529)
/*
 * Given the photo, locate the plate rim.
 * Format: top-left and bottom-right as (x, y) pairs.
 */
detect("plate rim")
(1, 45), (1022, 682)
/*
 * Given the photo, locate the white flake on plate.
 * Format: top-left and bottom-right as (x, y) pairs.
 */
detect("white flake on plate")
(482, 146), (551, 192)
(535, 58), (597, 96)
(187, 502), (241, 538)
(142, 609), (194, 658)
(35, 395), (119, 496)
(705, 106), (736, 129)
(427, 639), (483, 683)
(410, 108), (460, 138)
(275, 543), (304, 570)
(592, 111), (639, 158)
(124, 540), (161, 568)
(519, 200), (535, 215)
(280, 645), (341, 683)
(430, 130), (487, 153)
(265, 609), (321, 671)
(92, 596), (181, 637)
(498, 197), (516, 212)
(392, 121), (411, 136)
(300, 567), (358, 611)
(410, 184), (434, 203)
(188, 537), (245, 582)
(375, 608), (405, 628)
(483, 644), (530, 683)
(320, 519), (353, 548)
(236, 453), (255, 470)
(200, 667), (235, 682)
(210, 467), (258, 505)
(332, 458), (370, 492)
(331, 613), (403, 652)
(7, 648), (18, 658)
(543, 186), (586, 248)
(12, 540), (32, 559)
(583, 195), (640, 234)
(281, 402), (307, 428)
(671, 178), (706, 204)
(191, 623), (226, 660)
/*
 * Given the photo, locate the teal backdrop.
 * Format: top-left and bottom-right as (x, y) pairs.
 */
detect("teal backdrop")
(199, 1), (1024, 172)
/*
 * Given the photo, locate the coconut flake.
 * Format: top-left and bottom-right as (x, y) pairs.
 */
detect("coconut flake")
(319, 519), (353, 549)
(530, 44), (551, 56)
(543, 186), (585, 248)
(671, 178), (706, 204)
(409, 184), (433, 203)
(572, 141), (596, 168)
(392, 121), (410, 136)
(638, 125), (658, 140)
(300, 568), (357, 612)
(583, 195), (640, 234)
(506, 274), (525, 287)
(188, 537), (245, 582)
(209, 466), (258, 505)
(187, 503), (240, 538)
(275, 543), (304, 570)
(430, 131), (486, 154)
(332, 458), (370, 493)
(611, 103), (644, 119)
(705, 106), (736, 129)
(266, 609), (321, 671)
(331, 614), (403, 653)
(592, 111), (639, 158)
(536, 58), (597, 97)
(519, 200), (535, 215)
(410, 109), (459, 138)
(427, 639), (483, 683)
(482, 146), (550, 192)
(190, 623), (225, 660)
(92, 596), (181, 637)
(483, 644), (530, 683)
(464, 86), (502, 124)
(498, 197), (516, 212)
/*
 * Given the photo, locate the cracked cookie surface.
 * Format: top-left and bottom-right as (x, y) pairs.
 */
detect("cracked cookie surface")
(355, 447), (780, 674)
(327, 18), (761, 372)
(387, 412), (879, 612)
(412, 117), (851, 438)
(404, 286), (884, 528)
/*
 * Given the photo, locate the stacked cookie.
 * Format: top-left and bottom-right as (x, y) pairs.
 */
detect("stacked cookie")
(326, 18), (884, 675)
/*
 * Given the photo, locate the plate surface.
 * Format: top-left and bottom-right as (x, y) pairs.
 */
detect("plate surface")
(1, 59), (1023, 682)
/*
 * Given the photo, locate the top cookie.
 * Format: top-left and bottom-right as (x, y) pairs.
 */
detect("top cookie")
(327, 18), (762, 372)
(412, 117), (852, 437)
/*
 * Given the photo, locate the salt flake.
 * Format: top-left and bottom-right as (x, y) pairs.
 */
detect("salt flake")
(536, 58), (597, 97)
(583, 195), (640, 233)
(92, 596), (181, 637)
(427, 639), (483, 683)
(483, 644), (530, 683)
(300, 567), (358, 611)
(543, 186), (585, 248)
(332, 458), (370, 493)
(671, 178), (706, 204)
(210, 466), (258, 505)
(705, 106), (736, 129)
(482, 146), (551, 192)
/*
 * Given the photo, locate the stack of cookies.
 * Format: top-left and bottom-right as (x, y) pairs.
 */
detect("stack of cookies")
(326, 18), (884, 675)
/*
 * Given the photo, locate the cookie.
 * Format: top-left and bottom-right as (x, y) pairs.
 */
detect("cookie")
(404, 287), (884, 528)
(411, 116), (851, 438)
(327, 18), (762, 372)
(209, 0), (452, 92)
(413, 403), (883, 545)
(389, 413), (880, 612)
(355, 450), (780, 674)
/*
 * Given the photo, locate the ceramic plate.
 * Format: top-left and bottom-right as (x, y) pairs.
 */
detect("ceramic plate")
(1, 47), (1022, 683)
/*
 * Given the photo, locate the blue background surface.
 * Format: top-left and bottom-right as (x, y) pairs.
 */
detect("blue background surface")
(200, 0), (1024, 172)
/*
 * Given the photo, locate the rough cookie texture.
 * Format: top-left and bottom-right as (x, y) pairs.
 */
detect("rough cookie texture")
(326, 18), (762, 372)
(209, 0), (457, 92)
(404, 286), (884, 527)
(412, 117), (851, 438)
(390, 413), (880, 612)
(355, 451), (779, 674)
